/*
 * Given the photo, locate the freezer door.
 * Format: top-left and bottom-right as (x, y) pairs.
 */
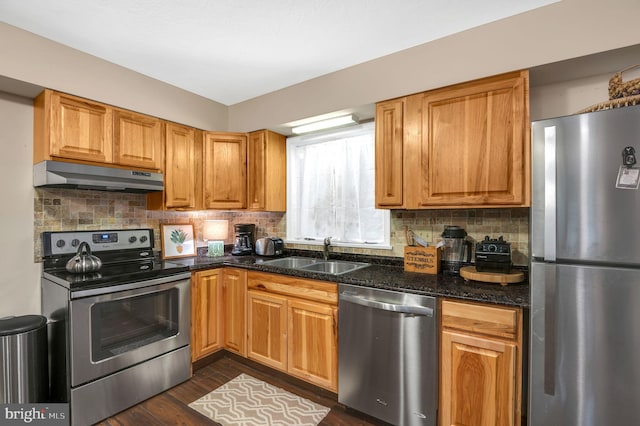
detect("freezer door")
(531, 106), (640, 264)
(530, 262), (640, 425)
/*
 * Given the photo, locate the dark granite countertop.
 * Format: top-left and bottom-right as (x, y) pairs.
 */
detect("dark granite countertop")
(171, 249), (529, 308)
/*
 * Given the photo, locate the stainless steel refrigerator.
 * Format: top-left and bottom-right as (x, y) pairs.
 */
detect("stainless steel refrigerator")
(530, 105), (640, 425)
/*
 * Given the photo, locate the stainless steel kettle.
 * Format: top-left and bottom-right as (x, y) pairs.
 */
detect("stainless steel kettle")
(66, 242), (102, 273)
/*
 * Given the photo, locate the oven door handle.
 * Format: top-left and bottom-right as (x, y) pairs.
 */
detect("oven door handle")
(71, 272), (191, 299)
(340, 293), (434, 317)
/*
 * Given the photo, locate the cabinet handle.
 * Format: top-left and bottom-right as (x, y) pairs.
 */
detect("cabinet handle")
(544, 126), (557, 261)
(544, 264), (557, 396)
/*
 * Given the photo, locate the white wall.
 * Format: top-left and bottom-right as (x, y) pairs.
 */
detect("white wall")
(530, 73), (611, 121)
(0, 92), (40, 316)
(228, 0), (640, 132)
(0, 23), (228, 131)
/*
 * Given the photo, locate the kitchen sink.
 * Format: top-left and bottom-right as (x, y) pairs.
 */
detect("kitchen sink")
(298, 260), (369, 275)
(260, 256), (319, 269)
(260, 257), (369, 275)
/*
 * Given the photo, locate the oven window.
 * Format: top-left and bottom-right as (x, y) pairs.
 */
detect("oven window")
(91, 288), (179, 362)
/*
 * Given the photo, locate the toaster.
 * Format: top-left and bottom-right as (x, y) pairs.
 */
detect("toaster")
(255, 237), (284, 256)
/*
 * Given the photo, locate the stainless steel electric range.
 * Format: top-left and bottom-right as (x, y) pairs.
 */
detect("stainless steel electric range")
(40, 229), (191, 426)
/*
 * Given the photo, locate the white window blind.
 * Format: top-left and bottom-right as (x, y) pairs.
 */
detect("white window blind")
(286, 122), (390, 249)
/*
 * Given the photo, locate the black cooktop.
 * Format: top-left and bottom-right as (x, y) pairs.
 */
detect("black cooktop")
(41, 229), (191, 291)
(43, 254), (190, 290)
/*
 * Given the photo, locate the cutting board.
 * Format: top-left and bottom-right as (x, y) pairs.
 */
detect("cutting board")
(459, 266), (524, 286)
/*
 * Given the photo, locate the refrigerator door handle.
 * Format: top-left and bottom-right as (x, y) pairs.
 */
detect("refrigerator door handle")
(544, 264), (557, 396)
(544, 126), (557, 261)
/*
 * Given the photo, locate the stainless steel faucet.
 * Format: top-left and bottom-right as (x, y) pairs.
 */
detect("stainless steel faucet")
(323, 237), (332, 261)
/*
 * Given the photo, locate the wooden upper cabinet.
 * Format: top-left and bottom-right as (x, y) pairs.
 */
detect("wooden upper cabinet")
(374, 70), (530, 209)
(375, 98), (405, 207)
(163, 123), (199, 209)
(414, 70), (530, 208)
(34, 89), (113, 164)
(247, 130), (286, 212)
(34, 89), (164, 172)
(203, 132), (247, 209)
(113, 108), (163, 170)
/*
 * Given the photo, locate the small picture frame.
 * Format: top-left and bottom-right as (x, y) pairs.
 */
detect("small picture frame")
(160, 224), (195, 259)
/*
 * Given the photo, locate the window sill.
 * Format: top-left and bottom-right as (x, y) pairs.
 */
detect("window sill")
(284, 239), (392, 251)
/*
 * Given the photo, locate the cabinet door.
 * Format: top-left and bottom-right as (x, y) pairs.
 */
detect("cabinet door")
(247, 130), (286, 212)
(191, 270), (223, 361)
(415, 71), (529, 208)
(375, 99), (404, 207)
(247, 290), (287, 371)
(164, 123), (197, 209)
(440, 330), (516, 426)
(49, 91), (113, 163)
(287, 299), (337, 392)
(223, 268), (247, 356)
(113, 109), (163, 170)
(203, 132), (247, 209)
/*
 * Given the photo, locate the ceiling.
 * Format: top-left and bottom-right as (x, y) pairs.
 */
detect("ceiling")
(0, 0), (558, 106)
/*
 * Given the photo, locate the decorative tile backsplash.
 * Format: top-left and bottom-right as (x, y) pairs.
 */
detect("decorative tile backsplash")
(33, 189), (285, 261)
(34, 189), (529, 265)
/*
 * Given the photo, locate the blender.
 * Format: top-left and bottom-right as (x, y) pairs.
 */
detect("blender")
(440, 225), (472, 274)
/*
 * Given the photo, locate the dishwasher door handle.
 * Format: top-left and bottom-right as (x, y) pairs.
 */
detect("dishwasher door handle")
(340, 293), (434, 317)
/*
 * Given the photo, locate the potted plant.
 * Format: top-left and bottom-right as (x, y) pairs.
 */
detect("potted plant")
(170, 228), (189, 253)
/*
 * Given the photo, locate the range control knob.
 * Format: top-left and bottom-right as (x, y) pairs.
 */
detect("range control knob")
(55, 240), (65, 248)
(129, 236), (138, 243)
(71, 239), (80, 247)
(140, 235), (148, 243)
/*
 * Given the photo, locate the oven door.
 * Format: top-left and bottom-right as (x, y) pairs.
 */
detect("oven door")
(69, 275), (190, 387)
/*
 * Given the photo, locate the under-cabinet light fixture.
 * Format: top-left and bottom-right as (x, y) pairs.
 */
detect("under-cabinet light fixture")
(291, 114), (357, 135)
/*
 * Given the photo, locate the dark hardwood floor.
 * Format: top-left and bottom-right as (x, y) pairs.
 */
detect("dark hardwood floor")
(96, 353), (387, 426)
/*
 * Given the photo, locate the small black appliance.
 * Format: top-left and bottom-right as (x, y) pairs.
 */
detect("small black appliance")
(231, 223), (256, 256)
(474, 235), (512, 273)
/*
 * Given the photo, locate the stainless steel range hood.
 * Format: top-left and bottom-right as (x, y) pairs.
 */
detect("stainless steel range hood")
(34, 160), (164, 193)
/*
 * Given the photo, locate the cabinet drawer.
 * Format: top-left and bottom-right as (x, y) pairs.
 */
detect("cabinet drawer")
(441, 299), (519, 340)
(247, 271), (337, 305)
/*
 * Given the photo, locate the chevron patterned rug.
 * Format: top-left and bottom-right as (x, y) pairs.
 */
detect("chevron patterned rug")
(188, 373), (330, 426)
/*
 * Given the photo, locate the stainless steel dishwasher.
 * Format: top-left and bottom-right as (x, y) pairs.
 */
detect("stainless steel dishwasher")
(338, 283), (437, 426)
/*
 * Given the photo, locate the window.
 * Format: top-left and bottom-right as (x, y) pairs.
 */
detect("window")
(286, 122), (390, 249)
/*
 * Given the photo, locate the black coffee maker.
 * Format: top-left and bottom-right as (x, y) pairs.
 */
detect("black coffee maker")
(231, 224), (256, 256)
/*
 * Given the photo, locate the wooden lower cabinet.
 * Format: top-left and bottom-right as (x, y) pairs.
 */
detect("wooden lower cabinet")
(287, 299), (337, 391)
(222, 268), (247, 356)
(440, 299), (522, 426)
(440, 330), (517, 426)
(246, 271), (338, 392)
(191, 269), (223, 362)
(247, 290), (288, 371)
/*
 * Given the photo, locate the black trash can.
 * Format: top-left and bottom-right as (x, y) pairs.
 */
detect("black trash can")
(0, 315), (48, 403)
